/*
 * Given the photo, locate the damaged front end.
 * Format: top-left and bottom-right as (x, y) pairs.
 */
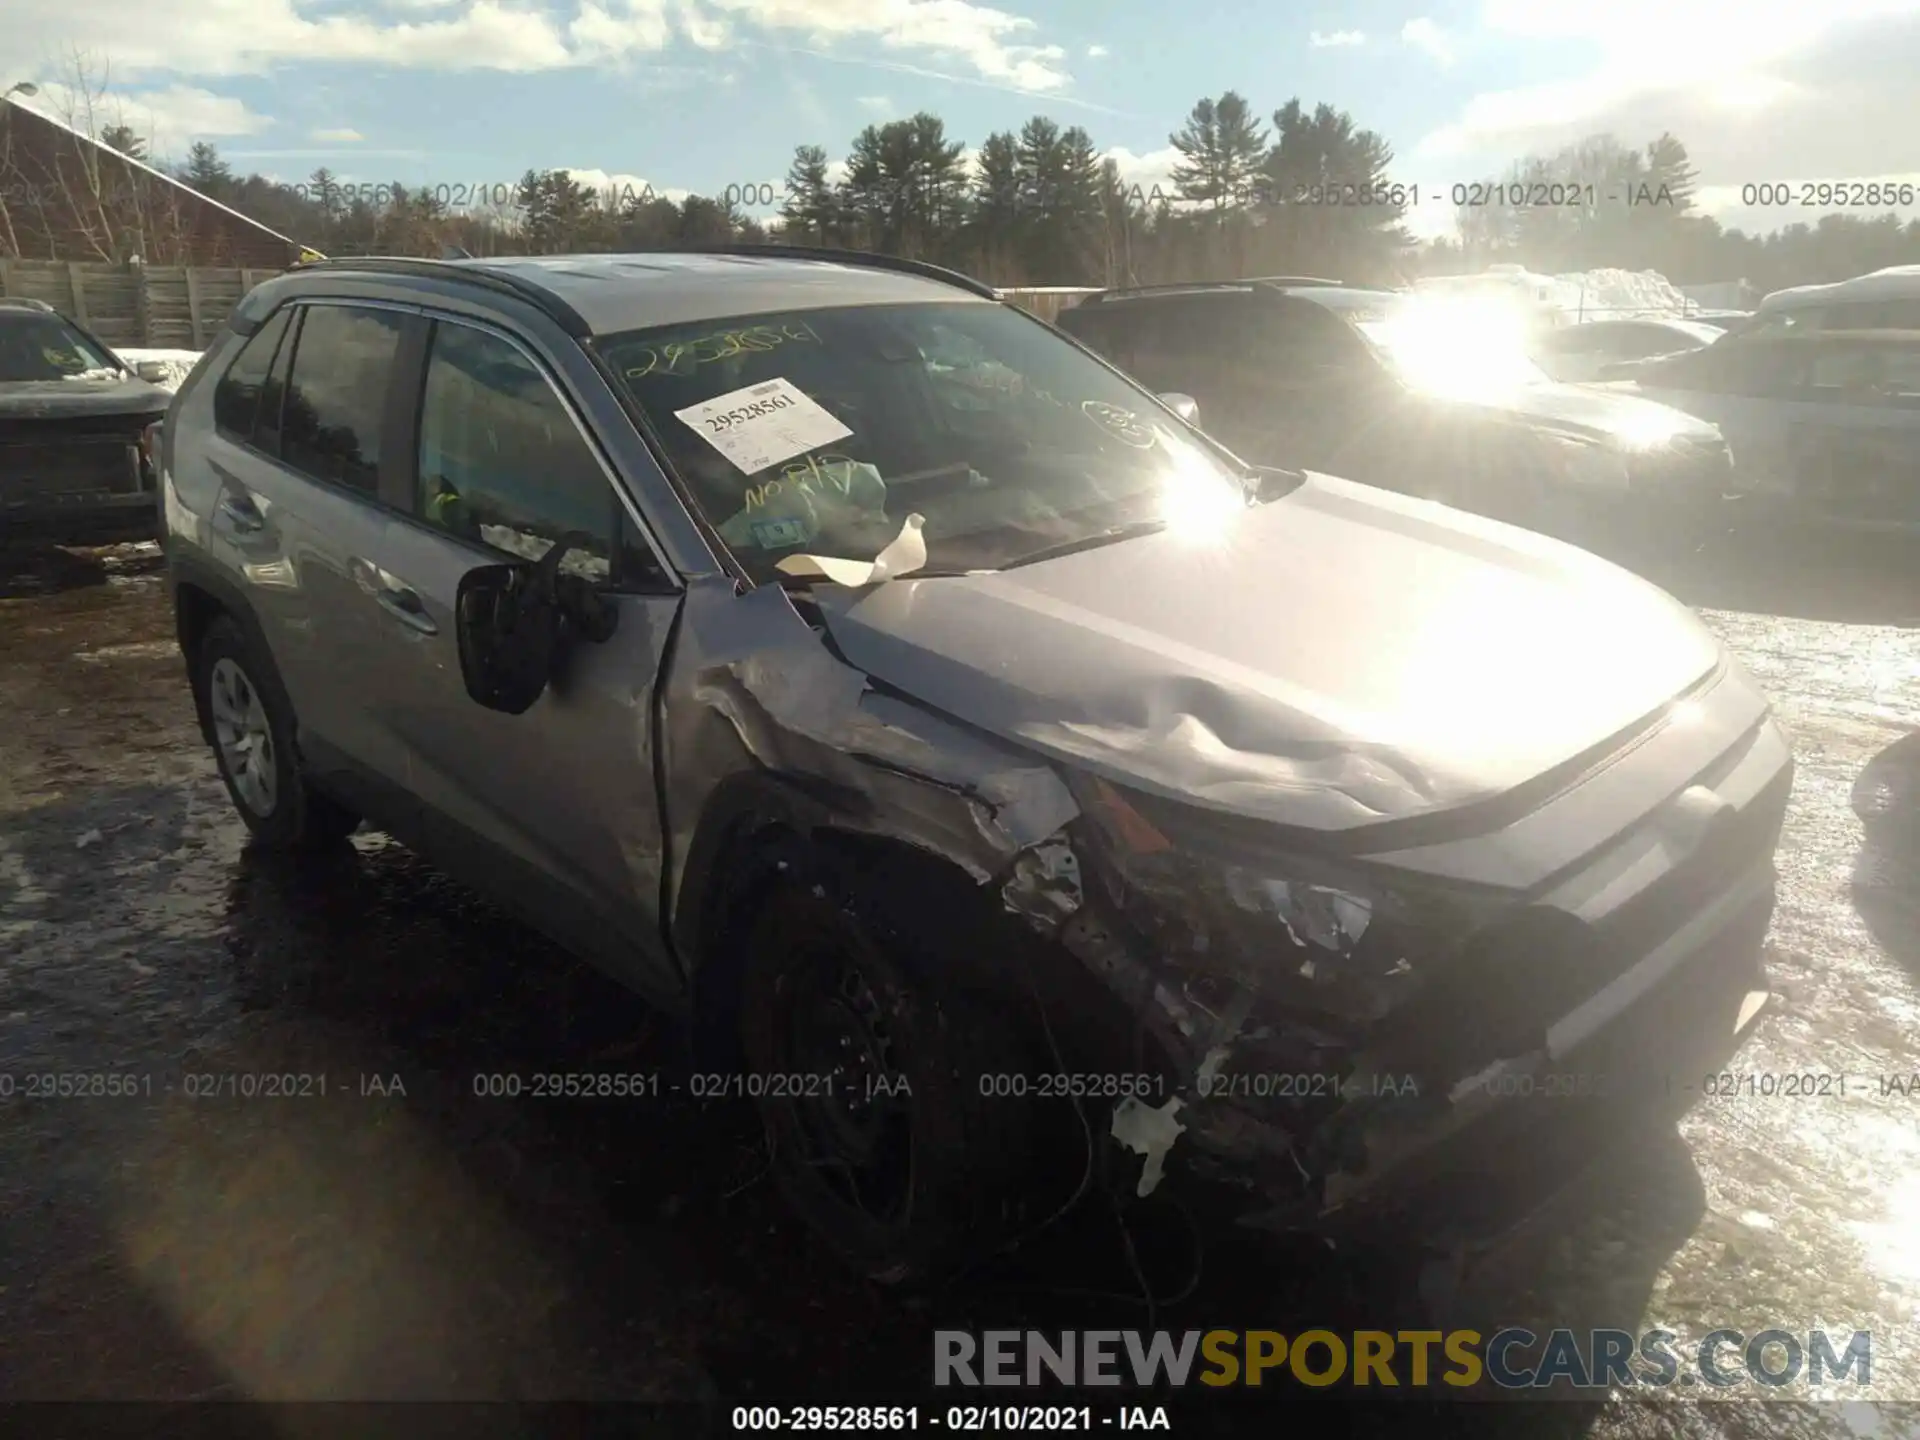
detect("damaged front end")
(999, 772), (1547, 1233)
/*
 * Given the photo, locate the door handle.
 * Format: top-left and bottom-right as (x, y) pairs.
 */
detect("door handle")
(216, 492), (264, 533)
(374, 586), (438, 634)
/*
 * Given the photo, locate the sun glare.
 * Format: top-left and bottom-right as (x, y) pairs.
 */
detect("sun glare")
(1153, 425), (1245, 540)
(1362, 295), (1549, 403)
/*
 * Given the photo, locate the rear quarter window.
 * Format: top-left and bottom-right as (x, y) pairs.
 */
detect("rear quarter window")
(213, 308), (295, 443)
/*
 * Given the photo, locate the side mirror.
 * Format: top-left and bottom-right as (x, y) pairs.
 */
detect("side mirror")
(1159, 391), (1200, 425)
(454, 534), (618, 715)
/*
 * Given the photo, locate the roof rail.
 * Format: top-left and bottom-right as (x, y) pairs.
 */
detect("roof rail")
(286, 255), (593, 335)
(289, 246), (998, 331)
(1079, 281), (1263, 304)
(0, 296), (55, 311)
(677, 243), (998, 300)
(1251, 275), (1350, 288)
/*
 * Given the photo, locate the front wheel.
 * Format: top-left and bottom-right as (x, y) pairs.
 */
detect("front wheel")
(737, 875), (1042, 1284)
(196, 616), (359, 849)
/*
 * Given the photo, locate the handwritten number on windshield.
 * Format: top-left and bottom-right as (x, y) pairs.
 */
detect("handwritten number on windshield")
(625, 321), (822, 380)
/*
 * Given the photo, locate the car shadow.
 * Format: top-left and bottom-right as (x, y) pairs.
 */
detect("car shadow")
(1850, 730), (1920, 982)
(0, 542), (111, 598)
(187, 837), (1714, 1429)
(0, 541), (165, 600)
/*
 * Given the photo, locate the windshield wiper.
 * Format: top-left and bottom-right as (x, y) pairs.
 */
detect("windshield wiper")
(773, 564), (976, 589)
(1002, 519), (1168, 568)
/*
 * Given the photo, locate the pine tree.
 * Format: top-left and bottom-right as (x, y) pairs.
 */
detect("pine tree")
(181, 142), (234, 200)
(1646, 133), (1699, 212)
(781, 144), (838, 244)
(1169, 92), (1268, 217)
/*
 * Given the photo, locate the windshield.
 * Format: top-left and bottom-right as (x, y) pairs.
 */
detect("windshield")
(0, 313), (122, 383)
(1352, 297), (1551, 400)
(601, 301), (1248, 584)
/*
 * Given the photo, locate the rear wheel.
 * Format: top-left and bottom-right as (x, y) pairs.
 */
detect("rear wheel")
(196, 616), (359, 849)
(738, 871), (1042, 1284)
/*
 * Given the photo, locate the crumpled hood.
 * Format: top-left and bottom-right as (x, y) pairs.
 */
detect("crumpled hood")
(0, 376), (171, 419)
(814, 473), (1722, 831)
(1473, 381), (1722, 447)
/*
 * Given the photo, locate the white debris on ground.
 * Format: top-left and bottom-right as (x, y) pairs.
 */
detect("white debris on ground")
(115, 348), (201, 392)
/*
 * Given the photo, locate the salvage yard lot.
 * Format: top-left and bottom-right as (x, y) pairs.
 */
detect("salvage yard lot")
(1, 531), (1918, 1436)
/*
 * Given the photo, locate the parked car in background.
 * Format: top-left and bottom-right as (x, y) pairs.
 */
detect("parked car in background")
(1056, 279), (1739, 543)
(161, 249), (1786, 1281)
(1530, 318), (1727, 383)
(1674, 310), (1751, 332)
(1609, 327), (1920, 533)
(1748, 266), (1920, 336)
(0, 297), (171, 544)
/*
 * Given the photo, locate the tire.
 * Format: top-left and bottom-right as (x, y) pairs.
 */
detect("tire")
(195, 615), (360, 849)
(737, 869), (1045, 1285)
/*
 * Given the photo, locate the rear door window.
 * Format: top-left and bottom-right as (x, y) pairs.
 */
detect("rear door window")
(279, 304), (407, 496)
(1810, 340), (1920, 406)
(1825, 299), (1920, 330)
(1809, 342), (1882, 399)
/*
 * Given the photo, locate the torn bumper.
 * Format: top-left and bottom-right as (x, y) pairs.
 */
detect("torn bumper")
(1058, 715), (1793, 1250)
(1229, 865), (1774, 1245)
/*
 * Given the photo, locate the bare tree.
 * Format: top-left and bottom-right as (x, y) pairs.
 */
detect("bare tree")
(0, 47), (189, 264)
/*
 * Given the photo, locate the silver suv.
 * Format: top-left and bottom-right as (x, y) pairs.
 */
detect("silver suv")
(161, 249), (1792, 1282)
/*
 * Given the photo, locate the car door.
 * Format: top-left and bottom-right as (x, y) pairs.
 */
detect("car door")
(354, 313), (686, 998)
(203, 298), (422, 815)
(1793, 338), (1920, 527)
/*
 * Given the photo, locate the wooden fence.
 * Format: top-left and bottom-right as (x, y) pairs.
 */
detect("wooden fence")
(0, 260), (283, 350)
(997, 287), (1100, 322)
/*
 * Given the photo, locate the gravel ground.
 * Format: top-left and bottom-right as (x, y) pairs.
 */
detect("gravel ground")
(0, 529), (1916, 1437)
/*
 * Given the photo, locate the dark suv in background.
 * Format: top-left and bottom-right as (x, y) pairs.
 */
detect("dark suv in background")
(0, 296), (172, 543)
(1057, 279), (1739, 544)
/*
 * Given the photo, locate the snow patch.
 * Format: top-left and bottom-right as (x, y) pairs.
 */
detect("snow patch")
(1549, 268), (1691, 321)
(1110, 1095), (1186, 1196)
(1416, 267), (1692, 325)
(116, 348), (202, 392)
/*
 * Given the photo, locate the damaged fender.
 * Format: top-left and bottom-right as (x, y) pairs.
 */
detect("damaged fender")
(662, 578), (1083, 974)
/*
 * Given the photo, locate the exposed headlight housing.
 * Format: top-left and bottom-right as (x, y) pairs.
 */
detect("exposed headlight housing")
(1070, 777), (1505, 1040)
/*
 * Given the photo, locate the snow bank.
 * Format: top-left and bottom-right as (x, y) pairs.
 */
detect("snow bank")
(116, 348), (201, 392)
(1548, 269), (1690, 320)
(1415, 267), (1691, 325)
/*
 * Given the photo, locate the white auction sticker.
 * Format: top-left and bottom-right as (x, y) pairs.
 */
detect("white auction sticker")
(674, 377), (853, 476)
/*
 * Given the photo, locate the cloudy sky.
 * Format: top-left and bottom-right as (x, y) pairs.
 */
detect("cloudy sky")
(4, 0), (1918, 243)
